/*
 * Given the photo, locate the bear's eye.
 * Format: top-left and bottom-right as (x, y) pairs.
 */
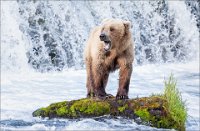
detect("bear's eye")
(110, 27), (115, 32)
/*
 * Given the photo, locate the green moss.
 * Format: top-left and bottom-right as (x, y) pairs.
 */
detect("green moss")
(32, 108), (46, 117)
(118, 104), (128, 113)
(33, 99), (111, 118)
(56, 106), (68, 116)
(32, 101), (68, 117)
(70, 99), (110, 117)
(135, 109), (151, 120)
(134, 108), (178, 129)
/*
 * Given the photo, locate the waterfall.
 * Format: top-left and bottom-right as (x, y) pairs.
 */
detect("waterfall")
(1, 1), (30, 73)
(1, 0), (199, 72)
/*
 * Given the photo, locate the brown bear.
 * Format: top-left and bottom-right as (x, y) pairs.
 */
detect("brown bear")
(84, 18), (134, 100)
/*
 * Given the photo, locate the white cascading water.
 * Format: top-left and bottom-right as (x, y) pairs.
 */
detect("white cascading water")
(1, 1), (30, 73)
(1, 1), (199, 130)
(168, 1), (199, 61)
(1, 0), (199, 73)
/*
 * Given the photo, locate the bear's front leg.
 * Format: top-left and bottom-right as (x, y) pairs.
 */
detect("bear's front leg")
(116, 62), (132, 100)
(86, 59), (108, 98)
(88, 61), (114, 99)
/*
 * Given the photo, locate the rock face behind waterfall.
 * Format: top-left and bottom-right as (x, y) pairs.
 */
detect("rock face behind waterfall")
(16, 1), (199, 72)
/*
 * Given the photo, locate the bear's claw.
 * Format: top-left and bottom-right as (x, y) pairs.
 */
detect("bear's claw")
(105, 93), (113, 98)
(116, 95), (129, 100)
(87, 92), (113, 99)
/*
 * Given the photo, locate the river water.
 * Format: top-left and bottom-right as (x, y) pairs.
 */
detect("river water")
(1, 1), (199, 130)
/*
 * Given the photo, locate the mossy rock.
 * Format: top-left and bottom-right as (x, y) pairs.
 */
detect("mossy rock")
(33, 75), (186, 130)
(33, 96), (184, 130)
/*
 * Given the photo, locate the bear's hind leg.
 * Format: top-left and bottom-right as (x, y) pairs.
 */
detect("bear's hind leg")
(102, 73), (113, 98)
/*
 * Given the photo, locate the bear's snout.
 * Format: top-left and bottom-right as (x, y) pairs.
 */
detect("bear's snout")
(99, 33), (107, 41)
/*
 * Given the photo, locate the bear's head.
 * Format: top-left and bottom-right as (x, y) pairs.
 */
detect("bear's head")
(99, 18), (131, 52)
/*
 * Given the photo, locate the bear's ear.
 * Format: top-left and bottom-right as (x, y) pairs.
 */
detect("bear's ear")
(123, 20), (132, 30)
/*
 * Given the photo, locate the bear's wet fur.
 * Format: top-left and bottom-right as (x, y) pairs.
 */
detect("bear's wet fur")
(84, 19), (134, 100)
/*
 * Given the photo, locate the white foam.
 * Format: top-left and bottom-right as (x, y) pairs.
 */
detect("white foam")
(1, 61), (199, 130)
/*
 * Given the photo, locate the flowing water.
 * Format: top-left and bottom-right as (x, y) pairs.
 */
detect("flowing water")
(1, 1), (199, 130)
